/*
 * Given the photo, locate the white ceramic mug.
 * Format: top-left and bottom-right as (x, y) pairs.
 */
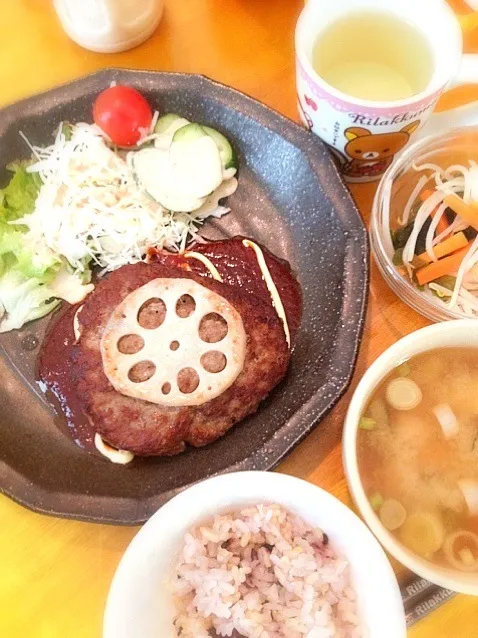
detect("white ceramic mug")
(296, 0), (478, 183)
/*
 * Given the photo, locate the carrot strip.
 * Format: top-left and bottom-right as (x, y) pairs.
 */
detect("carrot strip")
(416, 244), (471, 286)
(444, 194), (478, 231)
(420, 189), (449, 235)
(419, 189), (435, 202)
(436, 213), (450, 236)
(415, 232), (469, 266)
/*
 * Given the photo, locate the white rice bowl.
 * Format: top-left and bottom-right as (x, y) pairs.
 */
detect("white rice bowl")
(172, 503), (360, 638)
(103, 472), (406, 638)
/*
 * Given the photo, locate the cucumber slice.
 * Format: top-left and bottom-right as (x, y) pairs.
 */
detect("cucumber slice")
(169, 132), (224, 198)
(154, 113), (183, 135)
(132, 148), (206, 213)
(172, 123), (208, 144)
(172, 123), (237, 171)
(154, 116), (189, 151)
(202, 125), (237, 170)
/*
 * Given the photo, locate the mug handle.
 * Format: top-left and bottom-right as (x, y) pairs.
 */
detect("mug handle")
(448, 53), (478, 88)
(416, 53), (478, 139)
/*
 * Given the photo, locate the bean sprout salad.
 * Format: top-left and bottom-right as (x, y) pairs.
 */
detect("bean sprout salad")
(386, 160), (478, 318)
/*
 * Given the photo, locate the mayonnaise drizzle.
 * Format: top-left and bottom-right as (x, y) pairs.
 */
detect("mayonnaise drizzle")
(75, 310), (135, 465)
(184, 251), (223, 281)
(242, 239), (290, 347)
(94, 433), (134, 465)
(73, 305), (84, 341)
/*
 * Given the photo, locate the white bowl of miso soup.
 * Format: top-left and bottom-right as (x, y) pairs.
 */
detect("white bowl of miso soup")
(343, 319), (478, 595)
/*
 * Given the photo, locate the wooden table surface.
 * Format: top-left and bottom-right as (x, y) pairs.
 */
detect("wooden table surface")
(2, 1), (478, 636)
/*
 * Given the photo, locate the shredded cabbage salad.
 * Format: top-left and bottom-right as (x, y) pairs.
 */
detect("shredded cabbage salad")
(20, 122), (232, 273)
(0, 117), (236, 332)
(389, 160), (478, 317)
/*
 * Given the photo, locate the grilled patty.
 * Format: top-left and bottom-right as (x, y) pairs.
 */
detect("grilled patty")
(73, 261), (291, 456)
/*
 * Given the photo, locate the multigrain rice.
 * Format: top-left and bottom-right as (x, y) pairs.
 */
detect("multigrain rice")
(171, 503), (362, 637)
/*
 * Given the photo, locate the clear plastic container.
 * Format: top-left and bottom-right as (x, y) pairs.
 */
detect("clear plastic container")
(371, 127), (478, 322)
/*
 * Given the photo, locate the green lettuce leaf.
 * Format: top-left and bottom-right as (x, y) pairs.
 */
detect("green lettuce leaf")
(0, 261), (94, 333)
(0, 161), (95, 332)
(0, 163), (41, 222)
(0, 270), (60, 333)
(0, 162), (53, 275)
(0, 164), (58, 331)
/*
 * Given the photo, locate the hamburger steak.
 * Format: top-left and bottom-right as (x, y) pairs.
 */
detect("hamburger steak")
(73, 261), (292, 456)
(39, 237), (302, 458)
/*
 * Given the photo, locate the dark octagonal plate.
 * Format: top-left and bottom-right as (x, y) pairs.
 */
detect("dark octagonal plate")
(0, 69), (368, 524)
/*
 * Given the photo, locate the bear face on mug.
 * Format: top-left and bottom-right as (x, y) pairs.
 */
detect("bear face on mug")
(343, 121), (420, 178)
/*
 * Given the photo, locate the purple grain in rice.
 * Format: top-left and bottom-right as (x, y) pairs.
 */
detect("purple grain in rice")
(171, 504), (362, 638)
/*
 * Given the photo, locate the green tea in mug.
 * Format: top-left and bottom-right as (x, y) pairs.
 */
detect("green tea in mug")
(312, 11), (435, 101)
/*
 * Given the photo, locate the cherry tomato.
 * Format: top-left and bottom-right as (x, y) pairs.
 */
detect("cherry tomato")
(93, 85), (153, 147)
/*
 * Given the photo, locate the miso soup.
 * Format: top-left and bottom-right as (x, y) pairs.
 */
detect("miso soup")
(358, 348), (478, 572)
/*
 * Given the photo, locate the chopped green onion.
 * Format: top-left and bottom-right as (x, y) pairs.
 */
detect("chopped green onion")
(369, 492), (384, 511)
(397, 362), (411, 377)
(379, 499), (407, 531)
(359, 416), (377, 430)
(386, 377), (422, 411)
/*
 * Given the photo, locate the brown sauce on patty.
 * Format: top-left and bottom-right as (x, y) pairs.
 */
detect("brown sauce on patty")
(38, 303), (96, 450)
